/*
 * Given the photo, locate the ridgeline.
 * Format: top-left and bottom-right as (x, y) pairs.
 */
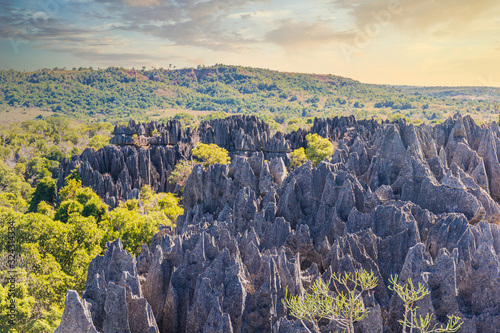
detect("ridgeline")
(1, 65), (498, 124)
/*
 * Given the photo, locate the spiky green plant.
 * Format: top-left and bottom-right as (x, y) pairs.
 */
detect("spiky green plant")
(388, 275), (462, 333)
(282, 269), (378, 333)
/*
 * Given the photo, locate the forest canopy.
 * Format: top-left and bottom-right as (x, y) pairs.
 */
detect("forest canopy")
(1, 65), (498, 125)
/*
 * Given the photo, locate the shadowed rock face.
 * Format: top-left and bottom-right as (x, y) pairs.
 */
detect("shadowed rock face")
(57, 114), (500, 333)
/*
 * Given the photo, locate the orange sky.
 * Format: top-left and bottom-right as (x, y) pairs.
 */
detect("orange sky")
(1, 0), (499, 87)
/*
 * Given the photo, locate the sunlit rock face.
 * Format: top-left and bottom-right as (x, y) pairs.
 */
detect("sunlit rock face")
(57, 114), (500, 333)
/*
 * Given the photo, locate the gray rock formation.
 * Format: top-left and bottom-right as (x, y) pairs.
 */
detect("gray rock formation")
(58, 116), (298, 207)
(81, 239), (159, 333)
(55, 290), (98, 333)
(57, 114), (500, 332)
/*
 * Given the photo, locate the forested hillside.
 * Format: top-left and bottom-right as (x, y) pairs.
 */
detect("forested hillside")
(0, 117), (185, 331)
(1, 65), (498, 125)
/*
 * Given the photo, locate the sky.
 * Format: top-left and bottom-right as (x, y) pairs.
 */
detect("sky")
(0, 0), (499, 87)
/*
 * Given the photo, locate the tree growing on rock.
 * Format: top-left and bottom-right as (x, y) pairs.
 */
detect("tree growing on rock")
(168, 160), (195, 189)
(168, 143), (230, 189)
(389, 275), (462, 333)
(191, 143), (230, 167)
(283, 270), (463, 333)
(290, 133), (336, 169)
(283, 269), (378, 333)
(305, 133), (335, 167)
(105, 185), (182, 254)
(290, 147), (307, 169)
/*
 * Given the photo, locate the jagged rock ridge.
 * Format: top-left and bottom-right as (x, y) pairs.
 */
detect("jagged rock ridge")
(57, 114), (500, 332)
(57, 115), (369, 207)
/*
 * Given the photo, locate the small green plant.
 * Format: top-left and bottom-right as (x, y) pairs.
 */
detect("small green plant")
(282, 269), (378, 333)
(388, 275), (462, 333)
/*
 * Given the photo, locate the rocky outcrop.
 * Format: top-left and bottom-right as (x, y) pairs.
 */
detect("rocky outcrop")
(57, 115), (380, 207)
(55, 290), (98, 333)
(78, 239), (159, 333)
(57, 114), (500, 332)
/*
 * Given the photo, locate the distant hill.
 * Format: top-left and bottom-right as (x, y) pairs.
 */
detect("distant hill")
(0, 65), (498, 124)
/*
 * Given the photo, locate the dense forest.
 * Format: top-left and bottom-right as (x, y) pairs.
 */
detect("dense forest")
(0, 117), (187, 332)
(1, 65), (498, 126)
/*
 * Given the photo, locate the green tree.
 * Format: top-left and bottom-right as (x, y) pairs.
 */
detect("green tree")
(192, 143), (230, 167)
(199, 111), (228, 122)
(0, 192), (27, 211)
(64, 168), (81, 183)
(56, 179), (108, 223)
(36, 201), (55, 219)
(169, 143), (230, 189)
(305, 133), (335, 167)
(168, 160), (195, 188)
(89, 134), (110, 150)
(258, 114), (281, 131)
(28, 177), (56, 213)
(157, 192), (183, 221)
(103, 187), (182, 255)
(286, 118), (307, 133)
(14, 163), (26, 177)
(45, 117), (70, 143)
(0, 270), (36, 332)
(0, 162), (31, 198)
(90, 185), (183, 255)
(290, 147), (307, 169)
(173, 112), (195, 126)
(26, 157), (52, 184)
(289, 134), (336, 169)
(139, 185), (183, 219)
(55, 200), (84, 223)
(139, 185), (156, 210)
(44, 146), (65, 162)
(0, 208), (105, 332)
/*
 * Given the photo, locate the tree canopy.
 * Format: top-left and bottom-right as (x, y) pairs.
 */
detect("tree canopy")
(0, 175), (183, 332)
(290, 147), (307, 169)
(305, 133), (335, 166)
(2, 65), (493, 125)
(28, 177), (56, 213)
(290, 133), (335, 168)
(192, 143), (230, 167)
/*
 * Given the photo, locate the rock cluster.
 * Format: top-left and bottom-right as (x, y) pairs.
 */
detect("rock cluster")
(57, 114), (500, 332)
(58, 115), (386, 207)
(58, 116), (298, 207)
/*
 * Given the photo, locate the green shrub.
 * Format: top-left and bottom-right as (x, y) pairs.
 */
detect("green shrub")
(389, 275), (462, 333)
(283, 269), (377, 333)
